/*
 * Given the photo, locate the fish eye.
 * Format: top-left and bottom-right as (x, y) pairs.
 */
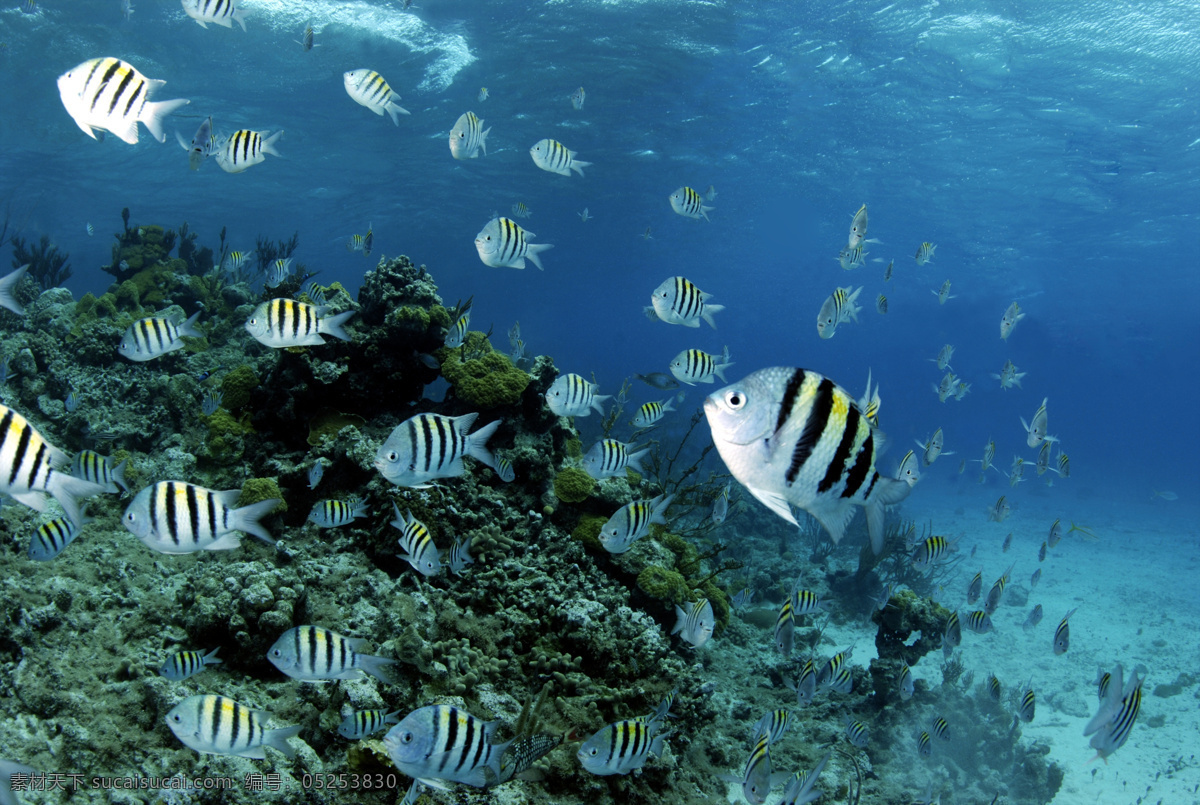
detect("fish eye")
(386, 451), (398, 462)
(270, 648), (282, 658)
(400, 731), (414, 744)
(170, 713), (182, 723)
(125, 512), (136, 523)
(723, 390), (745, 409)
(457, 132), (465, 139)
(588, 747), (598, 756)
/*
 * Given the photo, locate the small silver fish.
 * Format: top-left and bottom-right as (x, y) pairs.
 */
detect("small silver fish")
(932, 344), (955, 371)
(672, 599), (714, 648)
(916, 427), (952, 466)
(931, 279), (955, 304)
(1021, 397), (1052, 448)
(966, 570), (982, 605)
(295, 24), (317, 51)
(86, 223), (94, 236)
(159, 647), (222, 681)
(635, 372), (679, 390)
(339, 709), (401, 740)
(511, 202), (532, 219)
(449, 111), (490, 159)
(1023, 604), (1043, 631)
(844, 716), (869, 749)
(1030, 568), (1041, 588)
(307, 461), (324, 490)
(917, 731), (932, 758)
(942, 611), (961, 658)
(847, 204), (868, 249)
(988, 495), (1011, 523)
(914, 242), (936, 265)
(711, 484), (729, 524)
(570, 86), (586, 110)
(898, 661), (914, 700)
(912, 535), (957, 571)
(1052, 607), (1076, 655)
(1000, 301), (1025, 340)
(447, 534), (474, 576)
(578, 207), (590, 222)
(897, 450), (922, 487)
(875, 293), (887, 314)
(934, 371), (957, 403)
(816, 285), (863, 338)
(1017, 683), (1036, 723)
(477, 86), (489, 102)
(883, 259), (894, 281)
(493, 456), (515, 483)
(705, 185), (718, 201)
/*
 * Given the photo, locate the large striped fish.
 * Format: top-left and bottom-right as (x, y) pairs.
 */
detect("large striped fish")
(117, 312), (202, 361)
(648, 276), (723, 329)
(214, 129), (282, 173)
(577, 717), (669, 776)
(166, 695), (299, 759)
(244, 298), (354, 348)
(343, 69), (410, 125)
(374, 412), (500, 488)
(474, 217), (553, 270)
(449, 111), (490, 159)
(0, 404), (106, 526)
(384, 705), (512, 787)
(529, 138), (591, 177)
(1085, 664), (1143, 762)
(56, 57), (189, 145)
(121, 480), (280, 553)
(181, 0), (248, 31)
(703, 367), (911, 553)
(267, 625), (394, 683)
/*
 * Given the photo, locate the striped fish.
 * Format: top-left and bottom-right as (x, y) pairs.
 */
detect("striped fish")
(307, 497), (368, 528)
(827, 666), (852, 694)
(338, 709), (401, 739)
(1053, 607), (1076, 655)
(166, 695), (299, 758)
(668, 186), (713, 221)
(898, 660), (914, 700)
(447, 534), (474, 577)
(1000, 300), (1025, 340)
(1023, 604), (1043, 631)
(444, 310), (470, 348)
(966, 570), (982, 604)
(738, 736), (775, 804)
(1017, 683), (1036, 723)
(581, 438), (648, 480)
(1, 404), (106, 526)
(1021, 397), (1052, 448)
(121, 480), (279, 554)
(117, 312), (202, 362)
(545, 373), (610, 417)
(1095, 667), (1112, 701)
(931, 716), (950, 741)
(375, 412), (500, 488)
(911, 535), (958, 571)
(844, 717), (868, 748)
(857, 370), (881, 428)
(965, 610), (994, 634)
(847, 203), (868, 249)
(773, 595), (795, 656)
(570, 86), (586, 110)
(223, 250), (252, 273)
(296, 24), (316, 52)
(529, 138), (592, 177)
(942, 611), (961, 658)
(816, 285), (863, 338)
(492, 456), (515, 483)
(577, 717), (668, 776)
(244, 298), (354, 348)
(343, 69), (409, 124)
(176, 115), (215, 170)
(497, 733), (562, 784)
(28, 507), (93, 561)
(301, 280), (326, 307)
(648, 276), (723, 328)
(449, 111), (490, 159)
(712, 483), (730, 524)
(786, 659), (817, 706)
(704, 367), (912, 552)
(984, 562), (1015, 614)
(751, 710), (791, 747)
(159, 647), (222, 681)
(56, 57), (189, 145)
(671, 599), (714, 648)
(669, 346), (733, 386)
(598, 494), (673, 554)
(932, 279), (955, 304)
(818, 645), (854, 689)
(1085, 665), (1142, 762)
(987, 673), (1002, 702)
(265, 258), (293, 288)
(875, 293), (888, 314)
(72, 450), (128, 494)
(1055, 451), (1070, 478)
(214, 129), (282, 173)
(511, 201), (531, 219)
(917, 730), (932, 757)
(182, 0), (248, 31)
(385, 705), (512, 787)
(914, 241), (936, 265)
(389, 505), (442, 576)
(267, 625), (395, 683)
(791, 589), (830, 617)
(474, 217), (553, 270)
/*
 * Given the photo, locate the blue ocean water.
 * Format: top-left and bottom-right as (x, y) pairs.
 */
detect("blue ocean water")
(3, 0), (1197, 506)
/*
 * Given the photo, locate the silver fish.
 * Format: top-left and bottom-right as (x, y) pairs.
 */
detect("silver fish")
(385, 705), (511, 786)
(375, 412), (499, 488)
(1053, 607), (1076, 655)
(669, 186), (713, 221)
(449, 111), (490, 159)
(57, 58), (189, 145)
(648, 276), (723, 328)
(182, 0), (248, 31)
(1000, 301), (1025, 340)
(529, 138), (591, 177)
(545, 373), (609, 417)
(1021, 397), (1052, 448)
(599, 494), (673, 554)
(167, 695), (298, 759)
(475, 217), (552, 270)
(570, 86), (586, 110)
(914, 242), (936, 265)
(672, 599), (714, 648)
(711, 484), (729, 524)
(931, 279), (955, 304)
(1023, 604), (1043, 631)
(176, 115), (216, 170)
(267, 625), (394, 683)
(847, 204), (868, 249)
(816, 286), (863, 338)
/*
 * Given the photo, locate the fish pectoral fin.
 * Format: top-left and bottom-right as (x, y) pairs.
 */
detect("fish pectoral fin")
(811, 502), (855, 545)
(745, 485), (798, 526)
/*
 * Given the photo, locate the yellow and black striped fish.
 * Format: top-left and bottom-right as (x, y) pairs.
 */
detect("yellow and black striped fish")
(385, 704), (513, 785)
(117, 312), (203, 362)
(474, 216), (552, 270)
(529, 138), (592, 177)
(669, 186), (713, 220)
(214, 129), (283, 173)
(56, 57), (189, 145)
(268, 625), (395, 682)
(166, 694), (299, 758)
(670, 347), (733, 386)
(375, 412), (500, 488)
(244, 298), (355, 348)
(914, 241), (936, 265)
(931, 716), (951, 741)
(1017, 684), (1036, 723)
(449, 111), (489, 159)
(121, 480), (279, 554)
(71, 449), (128, 493)
(705, 367), (911, 553)
(750, 709), (791, 747)
(648, 275), (723, 328)
(631, 399), (676, 428)
(182, 0), (248, 31)
(844, 717), (869, 748)
(307, 497), (367, 528)
(1, 404), (105, 526)
(390, 505), (442, 576)
(343, 69), (409, 124)
(338, 708), (400, 739)
(1053, 607), (1077, 655)
(917, 730), (932, 757)
(28, 508), (92, 561)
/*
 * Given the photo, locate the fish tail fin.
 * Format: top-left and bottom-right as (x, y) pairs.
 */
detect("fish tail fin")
(466, 418), (502, 467)
(48, 472), (107, 528)
(261, 129), (284, 157)
(142, 98), (190, 144)
(233, 6), (249, 32)
(702, 304), (724, 328)
(701, 205), (714, 221)
(178, 309), (203, 338)
(231, 498), (280, 545)
(480, 126), (491, 156)
(626, 448), (649, 475)
(571, 159), (592, 177)
(357, 653), (396, 684)
(0, 264), (29, 315)
(319, 309), (356, 341)
(386, 100), (411, 125)
(263, 725), (301, 759)
(866, 476), (912, 553)
(590, 393), (611, 416)
(650, 493), (674, 524)
(525, 242), (553, 271)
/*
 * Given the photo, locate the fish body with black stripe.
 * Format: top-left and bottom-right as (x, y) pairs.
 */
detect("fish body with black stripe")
(118, 311), (202, 362)
(214, 129), (282, 173)
(57, 57), (188, 145)
(704, 367), (911, 553)
(475, 217), (552, 270)
(344, 69), (410, 124)
(182, 0), (248, 31)
(0, 404), (106, 526)
(577, 717), (669, 776)
(530, 138), (592, 176)
(267, 625), (395, 683)
(245, 298), (354, 348)
(669, 186), (713, 221)
(449, 111), (490, 159)
(375, 412), (500, 488)
(385, 705), (512, 787)
(166, 695), (299, 758)
(648, 276), (724, 328)
(121, 480), (279, 554)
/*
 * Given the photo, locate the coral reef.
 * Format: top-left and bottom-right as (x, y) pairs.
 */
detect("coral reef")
(10, 233), (71, 291)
